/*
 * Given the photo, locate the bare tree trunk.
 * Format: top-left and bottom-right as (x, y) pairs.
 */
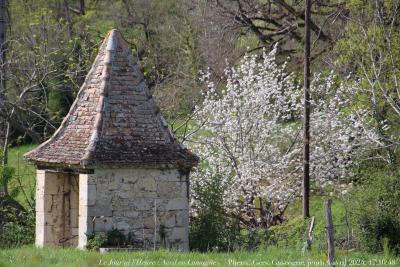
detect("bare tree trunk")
(325, 200), (335, 267)
(0, 0), (6, 63)
(0, 0), (8, 196)
(2, 121), (9, 194)
(303, 0), (312, 219)
(63, 0), (73, 39)
(0, 0), (7, 114)
(79, 0), (85, 15)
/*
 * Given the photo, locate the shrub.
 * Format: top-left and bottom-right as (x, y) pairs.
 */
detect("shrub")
(267, 217), (308, 248)
(346, 171), (400, 255)
(189, 173), (240, 252)
(190, 209), (241, 252)
(85, 233), (107, 251)
(0, 205), (35, 248)
(234, 228), (268, 251)
(0, 158), (35, 248)
(106, 228), (126, 247)
(86, 228), (128, 250)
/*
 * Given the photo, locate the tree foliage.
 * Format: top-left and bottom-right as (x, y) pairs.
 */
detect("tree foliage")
(336, 0), (400, 166)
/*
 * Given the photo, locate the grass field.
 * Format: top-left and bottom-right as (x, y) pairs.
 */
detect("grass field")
(1, 246), (398, 267)
(7, 144), (37, 207)
(8, 144), (37, 172)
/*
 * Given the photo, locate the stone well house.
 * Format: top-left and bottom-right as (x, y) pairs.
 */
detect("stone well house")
(24, 29), (198, 251)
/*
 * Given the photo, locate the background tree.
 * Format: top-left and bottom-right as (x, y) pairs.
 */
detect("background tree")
(199, 0), (348, 69)
(336, 0), (400, 167)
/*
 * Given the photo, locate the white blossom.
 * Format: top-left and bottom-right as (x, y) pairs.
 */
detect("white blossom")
(189, 48), (378, 227)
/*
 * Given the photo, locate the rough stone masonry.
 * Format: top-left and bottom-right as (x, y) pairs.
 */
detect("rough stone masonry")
(25, 29), (198, 251)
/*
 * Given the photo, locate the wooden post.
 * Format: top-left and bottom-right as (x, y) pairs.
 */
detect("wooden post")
(303, 0), (312, 219)
(153, 199), (157, 250)
(307, 216), (315, 249)
(324, 200), (335, 267)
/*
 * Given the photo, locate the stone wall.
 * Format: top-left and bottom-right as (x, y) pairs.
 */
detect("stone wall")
(36, 170), (79, 247)
(78, 168), (189, 251)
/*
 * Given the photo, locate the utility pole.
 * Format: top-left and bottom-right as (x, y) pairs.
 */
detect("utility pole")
(303, 0), (311, 219)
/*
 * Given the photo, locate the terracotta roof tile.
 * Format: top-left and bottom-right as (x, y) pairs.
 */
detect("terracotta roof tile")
(24, 29), (198, 169)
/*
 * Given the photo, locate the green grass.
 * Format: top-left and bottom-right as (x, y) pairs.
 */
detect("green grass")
(8, 144), (37, 171)
(286, 195), (348, 235)
(7, 144), (37, 207)
(265, 195), (353, 252)
(0, 246), (398, 267)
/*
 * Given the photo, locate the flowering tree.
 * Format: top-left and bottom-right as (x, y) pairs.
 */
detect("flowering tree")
(189, 47), (380, 228)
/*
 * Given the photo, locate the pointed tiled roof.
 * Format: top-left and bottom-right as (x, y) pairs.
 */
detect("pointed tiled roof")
(24, 29), (198, 170)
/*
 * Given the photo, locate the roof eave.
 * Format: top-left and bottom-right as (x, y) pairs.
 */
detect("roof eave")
(26, 158), (198, 173)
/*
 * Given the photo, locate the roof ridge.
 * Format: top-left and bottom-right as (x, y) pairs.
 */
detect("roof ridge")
(81, 29), (116, 166)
